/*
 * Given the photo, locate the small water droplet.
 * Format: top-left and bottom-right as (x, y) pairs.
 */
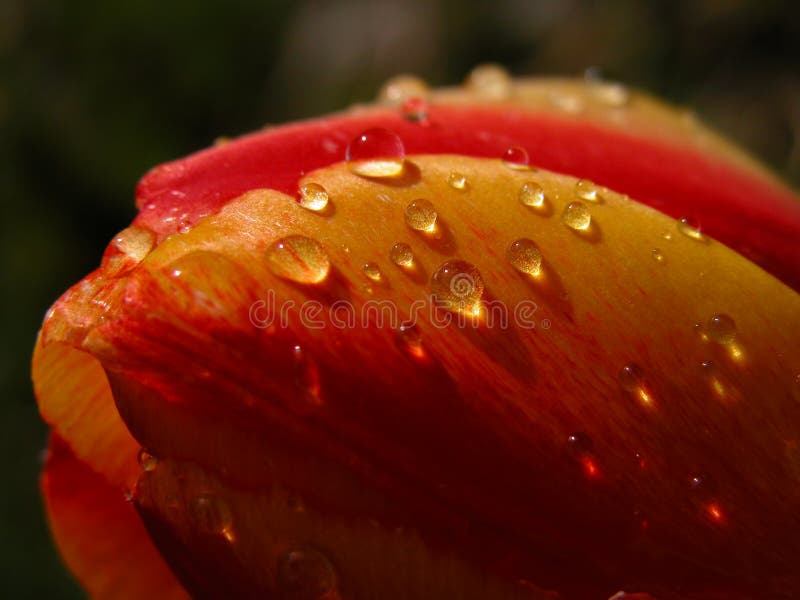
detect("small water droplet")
(465, 64), (512, 100)
(190, 493), (233, 539)
(550, 93), (584, 114)
(661, 231), (673, 241)
(562, 201), (591, 231)
(378, 75), (428, 105)
(448, 171), (468, 191)
(401, 97), (429, 123)
(502, 146), (529, 170)
(575, 179), (600, 202)
(397, 323), (425, 360)
(590, 81), (631, 108)
(651, 248), (665, 263)
(362, 263), (383, 282)
(137, 448), (157, 472)
(346, 128), (405, 178)
(619, 363), (655, 407)
(677, 216), (704, 241)
(298, 183), (329, 212)
(519, 181), (545, 207)
(390, 242), (414, 267)
(567, 432), (594, 455)
(700, 360), (735, 401)
(293, 345), (323, 410)
(707, 314), (736, 344)
(102, 226), (155, 276)
(431, 260), (484, 314)
(277, 546), (337, 600)
(405, 199), (437, 232)
(266, 236), (330, 284)
(507, 239), (543, 276)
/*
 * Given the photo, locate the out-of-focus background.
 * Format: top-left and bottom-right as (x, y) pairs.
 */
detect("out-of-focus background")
(1, 0), (798, 596)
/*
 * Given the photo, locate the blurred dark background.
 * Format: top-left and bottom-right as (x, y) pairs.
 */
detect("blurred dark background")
(1, 0), (798, 596)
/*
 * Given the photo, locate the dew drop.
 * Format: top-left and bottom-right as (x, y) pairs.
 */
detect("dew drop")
(362, 263), (383, 282)
(575, 179), (600, 202)
(661, 231), (673, 241)
(137, 448), (157, 472)
(405, 199), (437, 232)
(677, 216), (704, 241)
(277, 546), (337, 600)
(465, 64), (512, 100)
(189, 493), (233, 539)
(378, 74), (428, 105)
(397, 323), (425, 360)
(431, 260), (484, 314)
(390, 242), (414, 267)
(562, 201), (591, 231)
(401, 97), (429, 123)
(700, 360), (735, 401)
(567, 432), (594, 455)
(102, 225), (155, 276)
(266, 236), (330, 284)
(346, 128), (405, 178)
(707, 314), (736, 344)
(619, 363), (655, 407)
(298, 183), (329, 212)
(651, 248), (665, 263)
(507, 239), (543, 276)
(519, 181), (545, 207)
(501, 146), (529, 170)
(448, 171), (468, 191)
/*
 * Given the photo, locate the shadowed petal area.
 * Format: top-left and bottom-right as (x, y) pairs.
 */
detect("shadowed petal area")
(41, 435), (188, 600)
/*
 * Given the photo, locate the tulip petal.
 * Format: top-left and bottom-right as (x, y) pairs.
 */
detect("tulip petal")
(41, 435), (188, 600)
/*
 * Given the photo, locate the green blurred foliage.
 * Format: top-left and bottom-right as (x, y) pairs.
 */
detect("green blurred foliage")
(0, 0), (797, 596)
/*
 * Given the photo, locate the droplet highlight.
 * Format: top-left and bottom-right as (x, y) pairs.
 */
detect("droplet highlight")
(677, 216), (704, 241)
(707, 314), (736, 344)
(362, 263), (383, 282)
(431, 260), (484, 314)
(390, 242), (414, 267)
(575, 179), (600, 202)
(618, 363), (654, 408)
(298, 183), (329, 212)
(346, 128), (405, 178)
(519, 181), (545, 208)
(448, 171), (468, 191)
(507, 239), (543, 276)
(266, 235), (330, 284)
(502, 146), (529, 170)
(405, 199), (437, 232)
(562, 201), (591, 231)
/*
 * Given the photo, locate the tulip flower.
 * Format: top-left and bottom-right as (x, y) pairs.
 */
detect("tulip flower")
(33, 69), (800, 600)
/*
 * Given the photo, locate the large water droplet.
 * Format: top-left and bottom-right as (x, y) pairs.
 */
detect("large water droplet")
(390, 242), (414, 267)
(575, 179), (600, 202)
(431, 260), (484, 314)
(137, 448), (157, 472)
(346, 128), (405, 178)
(507, 239), (543, 276)
(378, 75), (428, 105)
(707, 314), (736, 344)
(502, 146), (529, 170)
(677, 216), (704, 241)
(519, 181), (545, 207)
(465, 64), (512, 99)
(362, 263), (383, 282)
(277, 546), (337, 600)
(298, 183), (329, 212)
(190, 493), (233, 540)
(448, 171), (468, 191)
(562, 202), (591, 231)
(102, 225), (155, 276)
(266, 236), (330, 284)
(405, 199), (437, 232)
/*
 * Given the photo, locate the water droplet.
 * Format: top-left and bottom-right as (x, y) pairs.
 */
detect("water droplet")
(562, 202), (591, 231)
(362, 263), (383, 282)
(550, 93), (584, 114)
(292, 345), (323, 411)
(661, 231), (673, 241)
(619, 363), (655, 407)
(266, 236), (330, 284)
(378, 75), (428, 105)
(397, 323), (425, 360)
(465, 64), (512, 100)
(277, 546), (337, 600)
(575, 179), (600, 202)
(507, 239), (543, 276)
(448, 171), (468, 191)
(137, 448), (157, 472)
(390, 242), (414, 267)
(501, 146), (529, 170)
(431, 260), (484, 314)
(590, 81), (631, 108)
(401, 97), (428, 123)
(677, 216), (704, 241)
(651, 248), (665, 263)
(346, 128), (405, 178)
(707, 314), (736, 344)
(405, 199), (437, 232)
(298, 183), (329, 212)
(700, 360), (735, 401)
(519, 181), (545, 207)
(567, 432), (594, 455)
(102, 226), (155, 276)
(190, 493), (233, 539)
